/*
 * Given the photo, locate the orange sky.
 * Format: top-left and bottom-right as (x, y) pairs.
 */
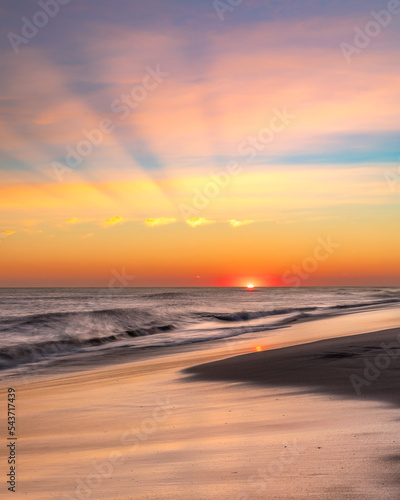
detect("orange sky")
(1, 0), (399, 286)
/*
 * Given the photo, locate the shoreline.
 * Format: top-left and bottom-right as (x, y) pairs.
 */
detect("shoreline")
(0, 305), (400, 387)
(1, 304), (400, 385)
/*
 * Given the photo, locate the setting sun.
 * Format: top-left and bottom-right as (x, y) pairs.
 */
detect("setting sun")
(246, 284), (255, 289)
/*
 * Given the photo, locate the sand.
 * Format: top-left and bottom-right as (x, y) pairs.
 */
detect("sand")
(2, 308), (400, 499)
(185, 327), (400, 409)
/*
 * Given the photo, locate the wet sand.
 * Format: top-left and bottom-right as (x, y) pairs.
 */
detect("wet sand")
(185, 327), (400, 409)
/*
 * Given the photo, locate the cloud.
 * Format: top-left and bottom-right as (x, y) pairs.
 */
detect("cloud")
(103, 216), (123, 227)
(229, 219), (255, 227)
(57, 217), (96, 228)
(1, 231), (16, 236)
(24, 229), (43, 234)
(145, 217), (177, 227)
(82, 233), (94, 239)
(186, 217), (214, 228)
(57, 216), (80, 228)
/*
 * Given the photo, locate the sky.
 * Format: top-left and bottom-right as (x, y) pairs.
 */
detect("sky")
(0, 0), (399, 287)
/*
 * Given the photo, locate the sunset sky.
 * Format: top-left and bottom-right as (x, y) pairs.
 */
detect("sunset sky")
(0, 0), (399, 286)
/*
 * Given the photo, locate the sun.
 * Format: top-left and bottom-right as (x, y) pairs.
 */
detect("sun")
(246, 283), (255, 289)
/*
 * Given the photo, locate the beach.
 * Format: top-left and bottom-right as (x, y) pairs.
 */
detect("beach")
(2, 304), (400, 499)
(2, 0), (400, 496)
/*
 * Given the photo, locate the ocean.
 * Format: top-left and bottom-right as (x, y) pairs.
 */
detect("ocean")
(1, 287), (399, 377)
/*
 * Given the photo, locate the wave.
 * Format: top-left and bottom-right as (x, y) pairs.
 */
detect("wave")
(0, 323), (176, 367)
(1, 294), (399, 372)
(199, 307), (318, 322)
(0, 307), (164, 330)
(0, 307), (180, 369)
(198, 298), (400, 323)
(329, 298), (400, 310)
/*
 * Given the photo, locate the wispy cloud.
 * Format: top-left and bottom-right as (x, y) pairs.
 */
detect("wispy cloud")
(145, 218), (177, 227)
(229, 219), (255, 227)
(2, 230), (16, 236)
(103, 216), (123, 227)
(186, 217), (214, 228)
(57, 216), (80, 228)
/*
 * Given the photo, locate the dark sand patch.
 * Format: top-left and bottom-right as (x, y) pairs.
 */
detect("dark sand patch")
(184, 327), (400, 408)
